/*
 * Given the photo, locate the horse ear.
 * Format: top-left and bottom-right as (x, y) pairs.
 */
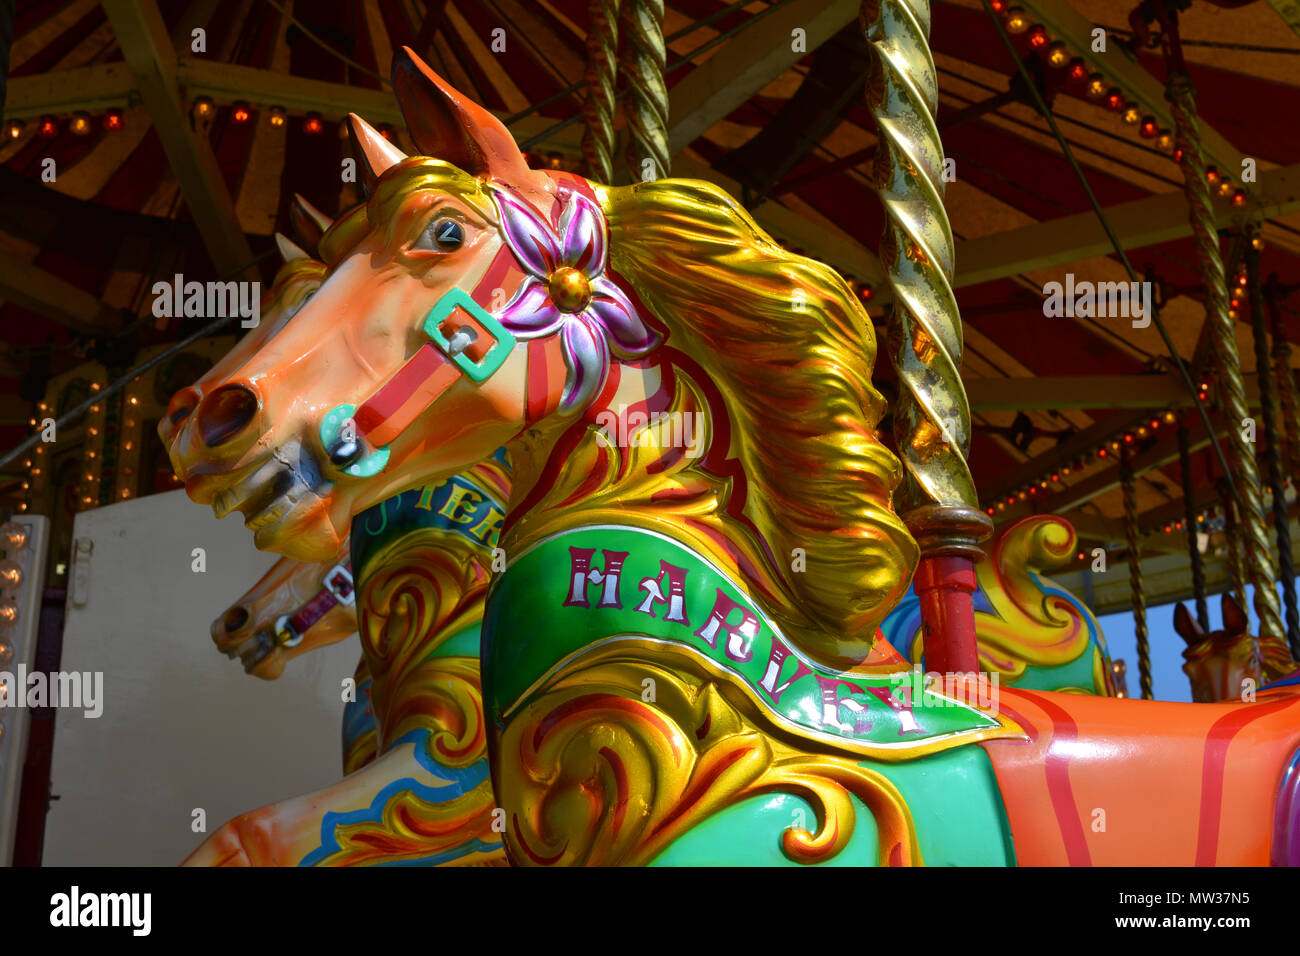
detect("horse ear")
(391, 46), (532, 187)
(1222, 592), (1250, 635)
(274, 232), (309, 262)
(1174, 603), (1203, 645)
(346, 114), (409, 196)
(290, 193), (333, 254)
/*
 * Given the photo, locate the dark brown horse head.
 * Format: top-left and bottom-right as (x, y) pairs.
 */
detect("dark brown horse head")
(1174, 593), (1261, 703)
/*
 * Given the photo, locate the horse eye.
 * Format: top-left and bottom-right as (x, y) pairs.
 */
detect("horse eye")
(418, 217), (463, 252)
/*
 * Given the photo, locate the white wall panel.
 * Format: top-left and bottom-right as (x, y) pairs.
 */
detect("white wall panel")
(43, 490), (358, 866)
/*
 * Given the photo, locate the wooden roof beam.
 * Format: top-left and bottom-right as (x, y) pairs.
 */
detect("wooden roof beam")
(1015, 419), (1223, 517)
(0, 256), (126, 336)
(1267, 0), (1300, 39)
(1049, 546), (1236, 615)
(0, 58), (583, 155)
(984, 408), (1152, 501)
(101, 0), (256, 280)
(956, 163), (1300, 288)
(968, 372), (1272, 411)
(4, 62), (136, 119)
(666, 0), (859, 156)
(1066, 513), (1186, 555)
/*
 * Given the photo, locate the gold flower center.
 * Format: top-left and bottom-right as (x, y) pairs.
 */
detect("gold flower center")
(548, 267), (592, 314)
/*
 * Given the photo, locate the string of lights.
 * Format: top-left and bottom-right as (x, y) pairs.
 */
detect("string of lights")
(989, 2), (1249, 209)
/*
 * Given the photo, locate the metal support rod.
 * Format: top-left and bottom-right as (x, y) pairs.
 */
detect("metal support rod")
(1246, 232), (1300, 656)
(1121, 446), (1152, 700)
(1267, 272), (1300, 478)
(1177, 424), (1211, 632)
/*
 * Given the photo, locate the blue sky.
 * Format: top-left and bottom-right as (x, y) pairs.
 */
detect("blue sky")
(1098, 581), (1297, 702)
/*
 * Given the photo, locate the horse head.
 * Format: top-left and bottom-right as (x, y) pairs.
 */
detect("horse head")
(213, 551), (355, 679)
(1174, 593), (1262, 702)
(161, 49), (575, 562)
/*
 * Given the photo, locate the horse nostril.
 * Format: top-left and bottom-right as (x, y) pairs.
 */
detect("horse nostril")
(165, 388), (200, 429)
(224, 606), (251, 632)
(198, 384), (260, 448)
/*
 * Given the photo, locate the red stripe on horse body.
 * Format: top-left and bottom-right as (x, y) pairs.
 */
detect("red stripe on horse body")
(1014, 692), (1091, 866)
(1195, 696), (1300, 866)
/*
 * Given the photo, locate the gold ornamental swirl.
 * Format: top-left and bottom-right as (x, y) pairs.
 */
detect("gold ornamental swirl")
(356, 527), (491, 754)
(333, 534), (501, 866)
(618, 0), (670, 181)
(1166, 71), (1284, 643)
(342, 655), (379, 776)
(860, 0), (983, 525)
(313, 758), (501, 867)
(496, 641), (923, 867)
(582, 0), (622, 184)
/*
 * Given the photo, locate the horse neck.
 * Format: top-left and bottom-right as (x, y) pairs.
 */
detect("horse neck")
(499, 354), (893, 668)
(352, 477), (500, 750)
(504, 356), (780, 593)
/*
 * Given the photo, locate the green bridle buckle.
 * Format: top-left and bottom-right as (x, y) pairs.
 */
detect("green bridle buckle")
(421, 288), (516, 383)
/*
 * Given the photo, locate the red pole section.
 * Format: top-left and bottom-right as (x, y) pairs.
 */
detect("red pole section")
(913, 553), (980, 674)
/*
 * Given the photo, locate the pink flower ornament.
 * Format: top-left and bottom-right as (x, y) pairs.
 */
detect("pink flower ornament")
(491, 186), (659, 412)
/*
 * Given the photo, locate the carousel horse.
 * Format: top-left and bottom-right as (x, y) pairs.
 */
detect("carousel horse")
(1175, 593), (1297, 703)
(212, 548), (380, 775)
(165, 49), (1300, 866)
(173, 233), (507, 865)
(881, 515), (1115, 695)
(181, 458), (511, 866)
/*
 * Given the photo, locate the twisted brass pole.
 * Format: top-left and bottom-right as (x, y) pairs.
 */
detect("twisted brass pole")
(1267, 275), (1300, 479)
(1246, 232), (1300, 657)
(618, 0), (669, 180)
(1220, 480), (1248, 610)
(582, 0), (621, 184)
(1166, 71), (1285, 643)
(861, 0), (989, 541)
(1121, 447), (1152, 700)
(862, 0), (990, 672)
(1177, 425), (1211, 632)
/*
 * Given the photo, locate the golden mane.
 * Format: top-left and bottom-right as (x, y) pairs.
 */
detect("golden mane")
(601, 178), (919, 668)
